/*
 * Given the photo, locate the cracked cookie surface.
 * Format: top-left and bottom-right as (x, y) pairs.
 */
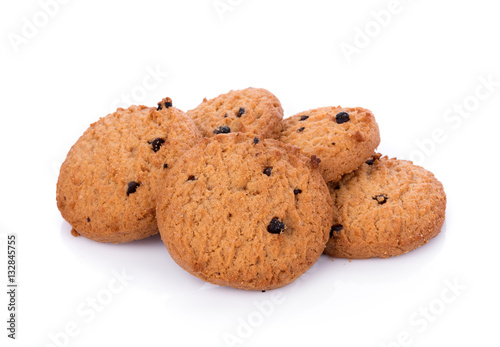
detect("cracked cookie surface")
(156, 133), (333, 290)
(324, 155), (446, 259)
(279, 106), (380, 183)
(187, 87), (284, 139)
(56, 99), (202, 243)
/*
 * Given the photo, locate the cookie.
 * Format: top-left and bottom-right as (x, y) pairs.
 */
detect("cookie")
(187, 87), (284, 139)
(324, 155), (446, 259)
(279, 106), (380, 183)
(56, 98), (202, 243)
(156, 133), (333, 290)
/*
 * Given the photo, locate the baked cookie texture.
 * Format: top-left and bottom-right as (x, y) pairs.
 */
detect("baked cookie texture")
(187, 87), (284, 139)
(279, 107), (380, 183)
(324, 155), (446, 259)
(56, 99), (202, 243)
(156, 133), (333, 290)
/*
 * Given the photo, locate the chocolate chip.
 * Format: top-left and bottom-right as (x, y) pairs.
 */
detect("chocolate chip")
(253, 137), (259, 144)
(127, 182), (140, 196)
(261, 290), (266, 292)
(373, 195), (388, 205)
(299, 115), (309, 121)
(224, 113), (228, 118)
(267, 218), (285, 234)
(156, 99), (173, 110)
(329, 224), (343, 238)
(332, 142), (336, 145)
(237, 107), (245, 117)
(87, 218), (91, 222)
(163, 163), (168, 169)
(187, 175), (196, 181)
(151, 138), (165, 152)
(366, 159), (375, 165)
(293, 188), (302, 195)
(335, 112), (350, 124)
(213, 126), (231, 134)
(263, 167), (272, 176)
(334, 185), (340, 190)
(297, 127), (305, 132)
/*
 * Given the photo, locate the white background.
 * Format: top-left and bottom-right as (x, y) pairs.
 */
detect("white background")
(1, 0), (500, 346)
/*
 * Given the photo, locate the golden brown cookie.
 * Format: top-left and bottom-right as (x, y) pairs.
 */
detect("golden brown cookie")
(324, 155), (446, 259)
(279, 106), (380, 183)
(187, 87), (284, 139)
(56, 98), (202, 243)
(156, 133), (333, 290)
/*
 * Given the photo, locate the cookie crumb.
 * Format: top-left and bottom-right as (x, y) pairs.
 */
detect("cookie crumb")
(310, 155), (321, 168)
(353, 131), (365, 142)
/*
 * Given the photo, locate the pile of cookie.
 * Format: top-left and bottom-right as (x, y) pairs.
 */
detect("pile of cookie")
(57, 88), (446, 291)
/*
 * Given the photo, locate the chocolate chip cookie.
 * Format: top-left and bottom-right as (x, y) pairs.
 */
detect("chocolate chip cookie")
(156, 133), (333, 290)
(56, 98), (202, 243)
(279, 107), (380, 183)
(324, 155), (446, 259)
(187, 87), (284, 139)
